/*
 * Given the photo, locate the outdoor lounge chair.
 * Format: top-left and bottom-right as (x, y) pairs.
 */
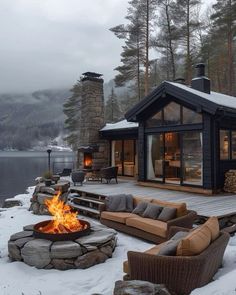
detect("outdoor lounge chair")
(100, 166), (118, 183)
(71, 170), (85, 186)
(124, 226), (230, 295)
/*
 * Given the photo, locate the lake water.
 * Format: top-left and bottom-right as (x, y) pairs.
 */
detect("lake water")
(0, 151), (75, 205)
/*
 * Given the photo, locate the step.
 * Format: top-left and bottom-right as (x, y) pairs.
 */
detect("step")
(72, 196), (104, 205)
(67, 202), (100, 215)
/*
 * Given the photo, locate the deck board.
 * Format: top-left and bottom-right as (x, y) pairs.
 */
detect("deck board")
(69, 178), (236, 218)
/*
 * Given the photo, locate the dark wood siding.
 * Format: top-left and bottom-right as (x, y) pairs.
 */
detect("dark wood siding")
(138, 121), (145, 181)
(202, 114), (213, 189)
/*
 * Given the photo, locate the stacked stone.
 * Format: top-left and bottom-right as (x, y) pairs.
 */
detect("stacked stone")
(29, 181), (70, 215)
(224, 170), (236, 193)
(8, 224), (117, 270)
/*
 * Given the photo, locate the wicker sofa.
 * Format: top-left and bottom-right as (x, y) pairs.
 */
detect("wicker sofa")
(123, 223), (230, 295)
(100, 196), (197, 244)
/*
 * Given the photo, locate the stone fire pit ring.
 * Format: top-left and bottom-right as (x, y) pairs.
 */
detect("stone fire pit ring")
(8, 222), (117, 270)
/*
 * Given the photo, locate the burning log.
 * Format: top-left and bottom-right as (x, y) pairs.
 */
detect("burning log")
(38, 191), (83, 234)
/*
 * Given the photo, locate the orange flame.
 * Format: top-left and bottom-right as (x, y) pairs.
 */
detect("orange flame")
(39, 191), (83, 234)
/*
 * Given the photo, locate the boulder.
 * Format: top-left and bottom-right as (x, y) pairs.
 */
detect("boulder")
(2, 199), (22, 208)
(76, 229), (116, 247)
(30, 202), (39, 214)
(51, 259), (76, 270)
(10, 231), (33, 241)
(50, 241), (82, 259)
(14, 237), (34, 248)
(8, 241), (22, 261)
(40, 187), (56, 195)
(37, 193), (53, 205)
(21, 239), (52, 269)
(113, 280), (172, 295)
(74, 250), (107, 269)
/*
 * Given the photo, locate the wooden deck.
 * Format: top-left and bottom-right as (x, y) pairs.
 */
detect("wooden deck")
(69, 178), (236, 219)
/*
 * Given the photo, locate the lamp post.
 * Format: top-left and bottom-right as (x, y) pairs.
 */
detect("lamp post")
(46, 149), (52, 172)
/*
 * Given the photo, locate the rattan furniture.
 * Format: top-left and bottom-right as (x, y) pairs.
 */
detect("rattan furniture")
(124, 229), (230, 295)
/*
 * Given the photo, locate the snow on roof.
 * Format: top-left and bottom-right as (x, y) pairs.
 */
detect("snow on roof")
(167, 81), (236, 110)
(100, 119), (138, 131)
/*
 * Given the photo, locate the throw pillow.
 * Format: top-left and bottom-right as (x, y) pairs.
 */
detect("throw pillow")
(125, 194), (134, 212)
(132, 202), (148, 216)
(158, 207), (177, 221)
(105, 194), (127, 212)
(158, 231), (189, 256)
(142, 203), (163, 219)
(158, 239), (180, 256)
(171, 231), (189, 241)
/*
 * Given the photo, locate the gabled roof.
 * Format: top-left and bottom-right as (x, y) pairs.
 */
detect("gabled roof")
(125, 81), (236, 122)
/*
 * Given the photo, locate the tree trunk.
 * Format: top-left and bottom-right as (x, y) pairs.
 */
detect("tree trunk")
(227, 0), (234, 95)
(165, 1), (176, 80)
(145, 0), (149, 96)
(186, 0), (192, 84)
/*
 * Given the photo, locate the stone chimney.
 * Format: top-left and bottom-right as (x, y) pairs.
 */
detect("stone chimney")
(77, 72), (108, 170)
(191, 63), (211, 94)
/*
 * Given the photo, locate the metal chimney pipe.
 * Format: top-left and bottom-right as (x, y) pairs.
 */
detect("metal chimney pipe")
(195, 63), (205, 77)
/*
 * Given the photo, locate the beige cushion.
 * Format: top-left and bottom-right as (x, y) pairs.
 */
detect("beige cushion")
(133, 196), (152, 207)
(126, 217), (167, 238)
(123, 260), (129, 274)
(176, 224), (211, 256)
(151, 199), (187, 217)
(101, 211), (138, 224)
(204, 216), (220, 241)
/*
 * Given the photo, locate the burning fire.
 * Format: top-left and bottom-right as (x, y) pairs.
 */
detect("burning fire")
(39, 191), (85, 234)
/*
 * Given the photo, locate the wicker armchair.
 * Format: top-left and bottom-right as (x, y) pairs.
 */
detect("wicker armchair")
(100, 166), (118, 184)
(125, 230), (230, 295)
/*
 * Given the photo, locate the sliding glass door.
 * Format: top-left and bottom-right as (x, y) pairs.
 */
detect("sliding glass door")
(112, 140), (136, 177)
(164, 132), (181, 184)
(182, 132), (203, 185)
(146, 131), (203, 186)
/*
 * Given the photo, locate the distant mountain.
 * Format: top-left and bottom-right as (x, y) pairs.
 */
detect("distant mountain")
(0, 80), (130, 150)
(0, 88), (71, 150)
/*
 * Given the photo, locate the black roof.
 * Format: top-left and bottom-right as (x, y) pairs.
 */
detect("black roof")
(125, 81), (236, 122)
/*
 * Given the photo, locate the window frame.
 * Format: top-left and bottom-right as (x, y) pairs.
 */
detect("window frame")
(145, 103), (202, 128)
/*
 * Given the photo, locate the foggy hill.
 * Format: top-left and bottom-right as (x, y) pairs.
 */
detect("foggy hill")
(0, 80), (129, 150)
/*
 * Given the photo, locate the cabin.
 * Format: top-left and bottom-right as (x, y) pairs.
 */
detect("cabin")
(100, 64), (236, 194)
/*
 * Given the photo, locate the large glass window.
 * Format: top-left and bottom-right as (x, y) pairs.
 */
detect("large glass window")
(183, 132), (203, 185)
(220, 130), (230, 160)
(232, 131), (236, 159)
(111, 140), (136, 176)
(147, 134), (164, 181)
(146, 103), (202, 128)
(113, 140), (123, 175)
(164, 102), (181, 125)
(183, 107), (202, 124)
(146, 111), (162, 127)
(164, 132), (181, 184)
(124, 140), (135, 176)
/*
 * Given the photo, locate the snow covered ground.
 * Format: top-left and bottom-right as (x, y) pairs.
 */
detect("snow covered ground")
(0, 188), (235, 295)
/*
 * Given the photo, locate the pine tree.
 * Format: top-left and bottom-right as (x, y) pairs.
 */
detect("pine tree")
(63, 82), (81, 150)
(105, 88), (122, 123)
(153, 0), (179, 80)
(211, 0), (236, 95)
(174, 0), (202, 84)
(110, 0), (157, 98)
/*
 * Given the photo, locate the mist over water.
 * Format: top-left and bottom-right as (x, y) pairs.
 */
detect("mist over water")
(0, 151), (75, 206)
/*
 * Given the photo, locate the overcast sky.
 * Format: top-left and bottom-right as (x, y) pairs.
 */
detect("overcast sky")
(0, 0), (214, 93)
(0, 0), (128, 93)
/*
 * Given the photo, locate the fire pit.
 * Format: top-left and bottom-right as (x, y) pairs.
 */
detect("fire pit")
(8, 191), (117, 270)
